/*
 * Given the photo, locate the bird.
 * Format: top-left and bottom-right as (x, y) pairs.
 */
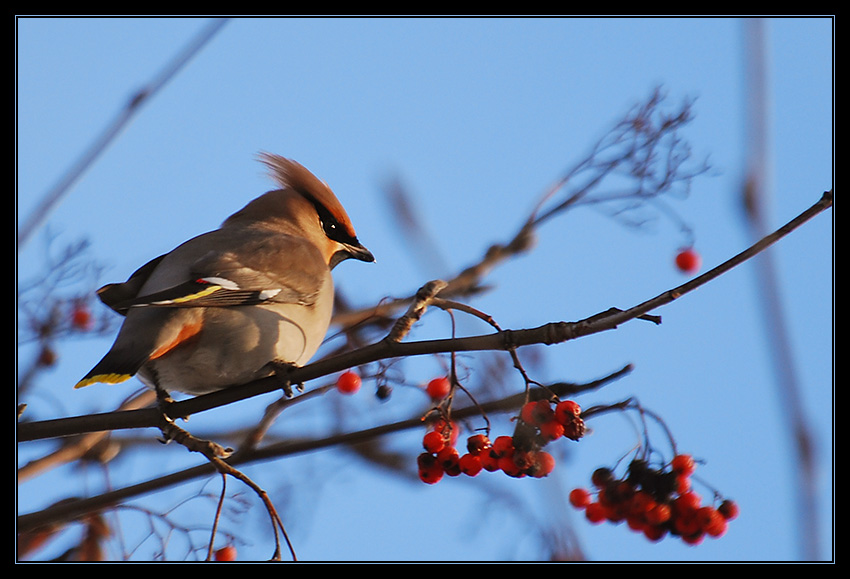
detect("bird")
(74, 153), (374, 397)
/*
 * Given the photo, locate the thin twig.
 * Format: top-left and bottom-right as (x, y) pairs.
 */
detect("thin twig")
(206, 457), (297, 561)
(331, 89), (709, 331)
(17, 18), (229, 248)
(385, 280), (447, 342)
(18, 365), (633, 534)
(205, 474), (227, 562)
(17, 189), (833, 444)
(17, 390), (156, 482)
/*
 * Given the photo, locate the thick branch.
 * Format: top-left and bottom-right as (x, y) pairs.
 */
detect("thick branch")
(18, 189), (832, 445)
(18, 365), (632, 534)
(17, 190), (832, 444)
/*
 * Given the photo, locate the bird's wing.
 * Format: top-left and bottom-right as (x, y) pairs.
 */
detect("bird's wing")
(96, 254), (167, 315)
(103, 232), (328, 314)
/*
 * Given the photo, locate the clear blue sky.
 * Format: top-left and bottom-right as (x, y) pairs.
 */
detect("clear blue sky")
(17, 17), (833, 562)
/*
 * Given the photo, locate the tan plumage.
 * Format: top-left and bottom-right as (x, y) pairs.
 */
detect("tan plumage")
(75, 154), (373, 395)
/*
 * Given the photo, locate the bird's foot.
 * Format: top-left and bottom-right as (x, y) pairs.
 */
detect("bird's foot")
(264, 360), (303, 398)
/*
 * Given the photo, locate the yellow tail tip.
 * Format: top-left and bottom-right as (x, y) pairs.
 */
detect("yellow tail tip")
(74, 373), (133, 389)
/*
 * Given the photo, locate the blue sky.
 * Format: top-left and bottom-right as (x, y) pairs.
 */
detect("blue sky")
(17, 17), (833, 562)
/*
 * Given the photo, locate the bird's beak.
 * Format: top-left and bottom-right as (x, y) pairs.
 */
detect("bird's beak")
(330, 241), (375, 268)
(347, 241), (375, 263)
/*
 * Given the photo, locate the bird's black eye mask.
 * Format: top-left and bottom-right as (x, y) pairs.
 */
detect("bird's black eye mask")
(313, 201), (359, 247)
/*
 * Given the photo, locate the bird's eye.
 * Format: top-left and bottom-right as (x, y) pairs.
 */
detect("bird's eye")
(314, 203), (356, 245)
(322, 219), (336, 233)
(315, 203), (357, 243)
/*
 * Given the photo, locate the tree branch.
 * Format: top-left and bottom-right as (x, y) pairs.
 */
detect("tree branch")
(18, 365), (633, 534)
(18, 189), (832, 445)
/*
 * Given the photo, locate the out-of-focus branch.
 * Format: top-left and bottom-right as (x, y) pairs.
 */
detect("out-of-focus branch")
(740, 19), (820, 561)
(17, 18), (229, 248)
(18, 188), (832, 444)
(17, 235), (119, 396)
(18, 364), (634, 534)
(17, 390), (156, 483)
(333, 88), (709, 330)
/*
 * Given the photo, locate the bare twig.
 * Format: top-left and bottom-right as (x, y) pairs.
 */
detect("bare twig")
(385, 280), (448, 342)
(16, 185), (833, 536)
(17, 18), (229, 248)
(18, 364), (633, 534)
(17, 390), (156, 482)
(17, 82), (831, 560)
(204, 474), (228, 562)
(331, 89), (709, 331)
(204, 457), (297, 561)
(17, 189), (832, 446)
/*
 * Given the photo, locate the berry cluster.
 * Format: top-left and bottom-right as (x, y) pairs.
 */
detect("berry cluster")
(520, 399), (586, 442)
(569, 455), (738, 545)
(417, 398), (586, 484)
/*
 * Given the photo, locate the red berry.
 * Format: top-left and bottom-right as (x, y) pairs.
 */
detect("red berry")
(417, 452), (444, 484)
(71, 306), (93, 331)
(528, 451), (556, 478)
(561, 415), (587, 441)
(603, 502), (626, 524)
(436, 446), (461, 476)
(458, 453), (483, 476)
(538, 419), (565, 441)
(480, 450), (501, 472)
(417, 452), (438, 470)
(466, 434), (491, 456)
(430, 419), (459, 447)
(717, 499), (740, 521)
(510, 450), (535, 471)
(422, 430), (445, 454)
(591, 467), (614, 488)
(628, 490), (656, 516)
(418, 466), (444, 484)
(425, 376), (451, 400)
(520, 400), (554, 426)
(643, 524), (667, 542)
(675, 473), (692, 494)
(627, 513), (646, 533)
(646, 503), (671, 525)
(554, 400), (581, 424)
(706, 516), (728, 538)
(585, 502), (606, 524)
(607, 481), (636, 508)
(681, 531), (705, 546)
(214, 545), (237, 561)
(498, 455), (524, 477)
(491, 435), (515, 458)
(336, 371), (361, 394)
(671, 453), (696, 476)
(675, 247), (702, 274)
(674, 491), (702, 515)
(674, 511), (701, 537)
(569, 488), (592, 509)
(697, 506), (727, 537)
(37, 346), (57, 367)
(519, 401), (536, 423)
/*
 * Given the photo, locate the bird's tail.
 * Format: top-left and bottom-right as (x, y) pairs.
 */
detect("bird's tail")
(74, 349), (147, 389)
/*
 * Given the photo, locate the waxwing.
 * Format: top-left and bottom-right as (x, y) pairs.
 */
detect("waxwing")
(75, 153), (374, 396)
